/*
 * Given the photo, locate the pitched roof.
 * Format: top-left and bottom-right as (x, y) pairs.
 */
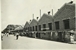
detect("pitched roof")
(2, 25), (23, 33)
(6, 25), (15, 30)
(30, 19), (37, 26)
(54, 3), (75, 20)
(24, 22), (30, 28)
(38, 13), (53, 24)
(14, 25), (22, 28)
(15, 25), (23, 30)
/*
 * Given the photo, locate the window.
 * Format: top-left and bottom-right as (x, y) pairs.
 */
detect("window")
(43, 24), (46, 28)
(48, 23), (52, 30)
(33, 26), (34, 31)
(30, 27), (31, 31)
(31, 27), (33, 31)
(39, 25), (41, 31)
(35, 26), (37, 31)
(55, 21), (59, 30)
(43, 24), (46, 31)
(28, 27), (29, 31)
(26, 27), (28, 31)
(63, 19), (70, 29)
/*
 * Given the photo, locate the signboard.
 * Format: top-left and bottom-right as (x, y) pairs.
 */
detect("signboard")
(41, 28), (49, 30)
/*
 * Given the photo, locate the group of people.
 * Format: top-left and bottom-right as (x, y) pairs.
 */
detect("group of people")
(1, 32), (19, 41)
(1, 33), (4, 41)
(1, 33), (9, 40)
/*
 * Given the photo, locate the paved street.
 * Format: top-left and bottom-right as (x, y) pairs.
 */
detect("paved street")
(1, 35), (76, 49)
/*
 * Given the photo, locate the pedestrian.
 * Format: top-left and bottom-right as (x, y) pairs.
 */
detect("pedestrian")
(16, 32), (19, 40)
(70, 34), (74, 44)
(4, 33), (6, 35)
(1, 33), (4, 41)
(7, 33), (9, 37)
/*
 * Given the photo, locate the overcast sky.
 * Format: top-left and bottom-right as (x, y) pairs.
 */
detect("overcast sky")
(1, 0), (75, 31)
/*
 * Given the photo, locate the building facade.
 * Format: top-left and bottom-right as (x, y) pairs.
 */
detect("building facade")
(18, 2), (76, 43)
(24, 22), (30, 36)
(29, 19), (38, 38)
(53, 2), (75, 42)
(38, 13), (53, 39)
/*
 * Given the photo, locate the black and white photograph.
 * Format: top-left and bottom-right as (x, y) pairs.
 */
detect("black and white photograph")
(1, 0), (76, 50)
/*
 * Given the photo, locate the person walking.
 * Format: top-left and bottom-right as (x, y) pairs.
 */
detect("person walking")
(16, 32), (19, 40)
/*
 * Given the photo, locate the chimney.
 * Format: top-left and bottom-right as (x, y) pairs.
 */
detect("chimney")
(48, 11), (50, 15)
(69, 1), (73, 4)
(40, 9), (41, 17)
(37, 17), (39, 21)
(37, 17), (39, 20)
(33, 14), (34, 19)
(52, 9), (53, 16)
(30, 20), (31, 22)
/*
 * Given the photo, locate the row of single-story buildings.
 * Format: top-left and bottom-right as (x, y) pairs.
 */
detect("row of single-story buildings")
(23, 2), (76, 42)
(2, 1), (76, 43)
